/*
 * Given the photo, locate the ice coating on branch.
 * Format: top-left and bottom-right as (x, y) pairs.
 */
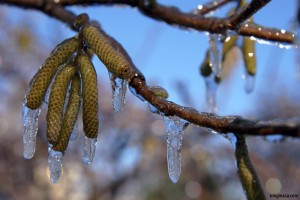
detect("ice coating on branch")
(264, 135), (286, 143)
(109, 72), (128, 112)
(82, 135), (97, 164)
(209, 33), (223, 77)
(129, 85), (145, 102)
(242, 72), (255, 93)
(164, 116), (189, 183)
(48, 147), (63, 183)
(22, 97), (41, 159)
(204, 74), (218, 113)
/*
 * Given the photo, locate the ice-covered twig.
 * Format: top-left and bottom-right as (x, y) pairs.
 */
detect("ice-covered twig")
(228, 0), (271, 29)
(129, 77), (300, 138)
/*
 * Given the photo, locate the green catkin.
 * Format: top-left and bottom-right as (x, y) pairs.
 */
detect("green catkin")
(77, 53), (99, 139)
(52, 74), (81, 152)
(26, 37), (79, 110)
(82, 25), (136, 80)
(148, 86), (169, 99)
(222, 35), (238, 60)
(200, 50), (213, 77)
(47, 65), (76, 145)
(242, 37), (256, 76)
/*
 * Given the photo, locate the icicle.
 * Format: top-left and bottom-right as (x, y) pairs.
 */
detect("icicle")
(70, 121), (79, 141)
(109, 72), (128, 112)
(204, 74), (218, 113)
(82, 135), (97, 164)
(209, 33), (224, 78)
(48, 146), (63, 183)
(242, 72), (255, 93)
(164, 116), (189, 183)
(223, 133), (237, 150)
(22, 97), (41, 159)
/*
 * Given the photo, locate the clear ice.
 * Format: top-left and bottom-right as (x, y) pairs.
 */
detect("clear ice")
(223, 133), (237, 150)
(82, 135), (97, 164)
(70, 122), (79, 141)
(22, 98), (41, 159)
(209, 33), (223, 77)
(164, 116), (189, 183)
(129, 85), (145, 102)
(48, 147), (63, 183)
(204, 74), (218, 113)
(109, 72), (128, 112)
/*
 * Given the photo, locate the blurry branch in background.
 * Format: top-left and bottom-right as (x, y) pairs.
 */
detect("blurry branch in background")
(0, 0), (299, 138)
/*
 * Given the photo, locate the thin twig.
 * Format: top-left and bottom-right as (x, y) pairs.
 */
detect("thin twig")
(197, 0), (233, 16)
(228, 0), (271, 29)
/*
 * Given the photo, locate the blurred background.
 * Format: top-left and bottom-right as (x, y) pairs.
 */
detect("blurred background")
(0, 0), (300, 199)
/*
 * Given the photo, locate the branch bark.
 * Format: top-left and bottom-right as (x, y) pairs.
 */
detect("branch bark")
(1, 0), (296, 43)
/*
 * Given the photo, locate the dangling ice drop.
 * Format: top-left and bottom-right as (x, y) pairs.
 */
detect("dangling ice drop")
(109, 72), (128, 112)
(22, 97), (41, 159)
(164, 116), (189, 183)
(48, 146), (63, 183)
(204, 74), (218, 113)
(70, 121), (79, 141)
(242, 72), (255, 93)
(82, 135), (97, 164)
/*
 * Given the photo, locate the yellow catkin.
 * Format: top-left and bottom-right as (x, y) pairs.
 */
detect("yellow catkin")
(52, 74), (81, 152)
(47, 65), (76, 145)
(26, 37), (79, 110)
(77, 53), (99, 139)
(222, 35), (238, 60)
(82, 25), (136, 80)
(242, 37), (256, 76)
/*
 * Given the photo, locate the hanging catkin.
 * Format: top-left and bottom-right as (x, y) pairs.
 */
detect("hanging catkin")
(26, 37), (79, 110)
(47, 65), (76, 145)
(77, 53), (99, 139)
(52, 74), (81, 152)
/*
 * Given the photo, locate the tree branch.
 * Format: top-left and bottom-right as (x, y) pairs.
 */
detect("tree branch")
(228, 0), (271, 29)
(129, 77), (300, 138)
(1, 0), (295, 44)
(196, 0), (233, 16)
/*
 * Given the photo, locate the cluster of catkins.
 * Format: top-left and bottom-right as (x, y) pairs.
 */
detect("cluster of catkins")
(25, 13), (143, 155)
